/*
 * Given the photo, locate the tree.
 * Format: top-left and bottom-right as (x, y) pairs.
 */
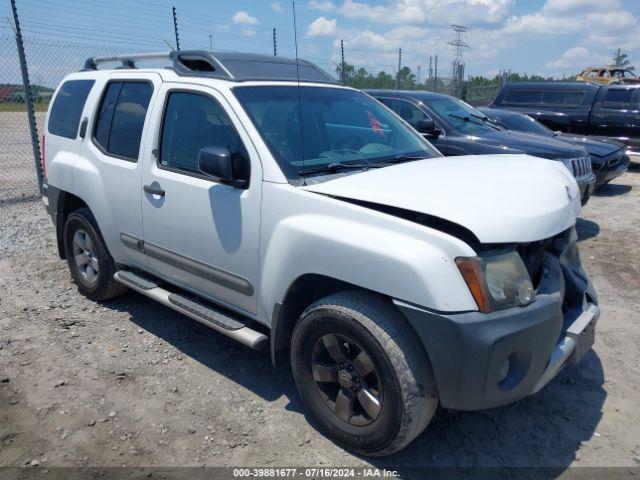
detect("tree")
(613, 48), (634, 71)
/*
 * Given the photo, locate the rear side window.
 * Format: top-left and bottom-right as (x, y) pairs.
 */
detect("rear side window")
(93, 81), (153, 161)
(541, 90), (586, 106)
(503, 90), (543, 104)
(600, 88), (635, 109)
(48, 79), (95, 139)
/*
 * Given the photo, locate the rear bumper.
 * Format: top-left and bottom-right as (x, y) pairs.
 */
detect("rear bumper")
(396, 231), (599, 411)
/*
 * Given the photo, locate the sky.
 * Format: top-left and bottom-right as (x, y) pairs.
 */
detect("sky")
(1, 0), (639, 85)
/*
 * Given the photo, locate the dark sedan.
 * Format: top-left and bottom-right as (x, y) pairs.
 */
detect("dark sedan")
(478, 107), (630, 187)
(368, 90), (596, 205)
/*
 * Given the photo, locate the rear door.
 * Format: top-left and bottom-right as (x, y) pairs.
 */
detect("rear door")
(589, 86), (640, 143)
(139, 82), (262, 316)
(74, 72), (161, 270)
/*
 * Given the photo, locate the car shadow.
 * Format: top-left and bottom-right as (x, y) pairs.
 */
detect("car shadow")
(576, 217), (600, 242)
(107, 291), (605, 472)
(593, 183), (631, 197)
(105, 293), (302, 408)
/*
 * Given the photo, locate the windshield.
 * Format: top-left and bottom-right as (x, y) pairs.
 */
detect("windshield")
(497, 112), (553, 137)
(428, 97), (499, 134)
(233, 86), (439, 179)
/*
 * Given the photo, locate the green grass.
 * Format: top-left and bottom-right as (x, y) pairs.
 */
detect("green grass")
(0, 102), (50, 112)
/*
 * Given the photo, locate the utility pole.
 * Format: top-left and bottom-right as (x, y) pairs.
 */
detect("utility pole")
(340, 39), (345, 84)
(434, 54), (438, 91)
(428, 56), (433, 90)
(172, 6), (180, 51)
(395, 47), (402, 90)
(273, 28), (277, 56)
(417, 65), (421, 88)
(10, 0), (43, 193)
(448, 24), (470, 98)
(209, 34), (213, 51)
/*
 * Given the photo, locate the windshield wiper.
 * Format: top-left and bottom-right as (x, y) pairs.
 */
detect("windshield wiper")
(299, 162), (381, 175)
(448, 113), (485, 126)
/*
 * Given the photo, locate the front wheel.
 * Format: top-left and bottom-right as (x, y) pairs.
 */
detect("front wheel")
(291, 290), (438, 456)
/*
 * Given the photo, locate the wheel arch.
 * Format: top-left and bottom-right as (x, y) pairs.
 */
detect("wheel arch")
(50, 187), (89, 259)
(270, 273), (415, 368)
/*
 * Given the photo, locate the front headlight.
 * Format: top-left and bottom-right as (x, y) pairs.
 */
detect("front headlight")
(456, 251), (534, 313)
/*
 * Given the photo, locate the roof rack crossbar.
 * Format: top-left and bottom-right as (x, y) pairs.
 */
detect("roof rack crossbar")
(83, 52), (171, 71)
(81, 50), (338, 84)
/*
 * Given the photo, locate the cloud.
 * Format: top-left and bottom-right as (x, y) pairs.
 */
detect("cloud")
(307, 16), (338, 36)
(545, 46), (609, 70)
(232, 11), (259, 25)
(542, 0), (621, 14)
(243, 29), (256, 37)
(337, 0), (513, 25)
(309, 0), (335, 11)
(271, 1), (285, 13)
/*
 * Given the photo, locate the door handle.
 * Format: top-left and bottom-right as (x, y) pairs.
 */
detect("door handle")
(143, 184), (165, 196)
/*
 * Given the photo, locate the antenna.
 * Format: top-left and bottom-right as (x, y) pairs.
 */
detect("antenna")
(292, 1), (306, 185)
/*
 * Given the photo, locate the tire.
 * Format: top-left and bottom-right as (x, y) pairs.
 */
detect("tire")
(63, 208), (127, 301)
(291, 290), (438, 456)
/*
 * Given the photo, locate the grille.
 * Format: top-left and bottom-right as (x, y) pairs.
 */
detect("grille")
(568, 156), (592, 178)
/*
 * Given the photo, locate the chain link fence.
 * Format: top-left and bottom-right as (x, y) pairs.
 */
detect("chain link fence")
(0, 35), (167, 202)
(0, 34), (43, 202)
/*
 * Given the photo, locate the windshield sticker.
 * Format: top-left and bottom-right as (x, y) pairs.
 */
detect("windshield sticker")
(367, 111), (386, 136)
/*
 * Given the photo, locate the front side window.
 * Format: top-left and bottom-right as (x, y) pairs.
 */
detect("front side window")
(233, 86), (439, 180)
(93, 81), (153, 161)
(504, 90), (543, 104)
(48, 79), (95, 139)
(379, 98), (430, 128)
(159, 91), (245, 175)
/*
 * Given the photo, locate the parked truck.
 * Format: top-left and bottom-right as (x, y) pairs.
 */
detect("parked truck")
(490, 81), (640, 161)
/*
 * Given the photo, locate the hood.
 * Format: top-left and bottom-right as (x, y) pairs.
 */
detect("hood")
(302, 154), (581, 244)
(555, 133), (624, 158)
(469, 130), (586, 159)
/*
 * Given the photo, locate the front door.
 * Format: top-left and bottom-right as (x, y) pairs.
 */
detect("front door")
(140, 83), (262, 316)
(590, 86), (640, 144)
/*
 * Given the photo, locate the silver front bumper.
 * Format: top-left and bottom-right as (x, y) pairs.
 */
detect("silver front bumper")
(532, 303), (600, 393)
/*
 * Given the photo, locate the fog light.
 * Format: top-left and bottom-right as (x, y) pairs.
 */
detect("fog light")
(498, 359), (510, 383)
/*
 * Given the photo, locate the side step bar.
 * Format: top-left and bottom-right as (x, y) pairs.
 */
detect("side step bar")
(114, 271), (268, 350)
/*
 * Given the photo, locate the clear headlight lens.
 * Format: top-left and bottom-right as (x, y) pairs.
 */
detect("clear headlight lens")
(456, 251), (534, 313)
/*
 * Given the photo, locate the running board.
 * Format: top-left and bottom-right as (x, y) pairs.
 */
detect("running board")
(114, 271), (268, 350)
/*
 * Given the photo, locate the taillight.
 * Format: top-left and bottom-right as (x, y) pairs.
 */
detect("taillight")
(41, 134), (46, 179)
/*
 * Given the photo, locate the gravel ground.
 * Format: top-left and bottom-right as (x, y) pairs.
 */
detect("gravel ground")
(0, 168), (639, 471)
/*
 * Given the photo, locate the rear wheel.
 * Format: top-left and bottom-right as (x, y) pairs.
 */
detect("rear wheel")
(63, 208), (127, 301)
(291, 290), (438, 456)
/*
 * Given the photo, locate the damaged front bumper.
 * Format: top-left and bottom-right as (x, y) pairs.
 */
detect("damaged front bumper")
(395, 227), (599, 411)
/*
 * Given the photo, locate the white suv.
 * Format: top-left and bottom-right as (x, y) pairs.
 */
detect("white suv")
(42, 50), (600, 456)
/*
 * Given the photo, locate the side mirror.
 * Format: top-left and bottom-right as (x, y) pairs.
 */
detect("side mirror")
(197, 146), (247, 188)
(416, 118), (439, 137)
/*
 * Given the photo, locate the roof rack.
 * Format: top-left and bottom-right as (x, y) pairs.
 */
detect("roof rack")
(82, 50), (338, 84)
